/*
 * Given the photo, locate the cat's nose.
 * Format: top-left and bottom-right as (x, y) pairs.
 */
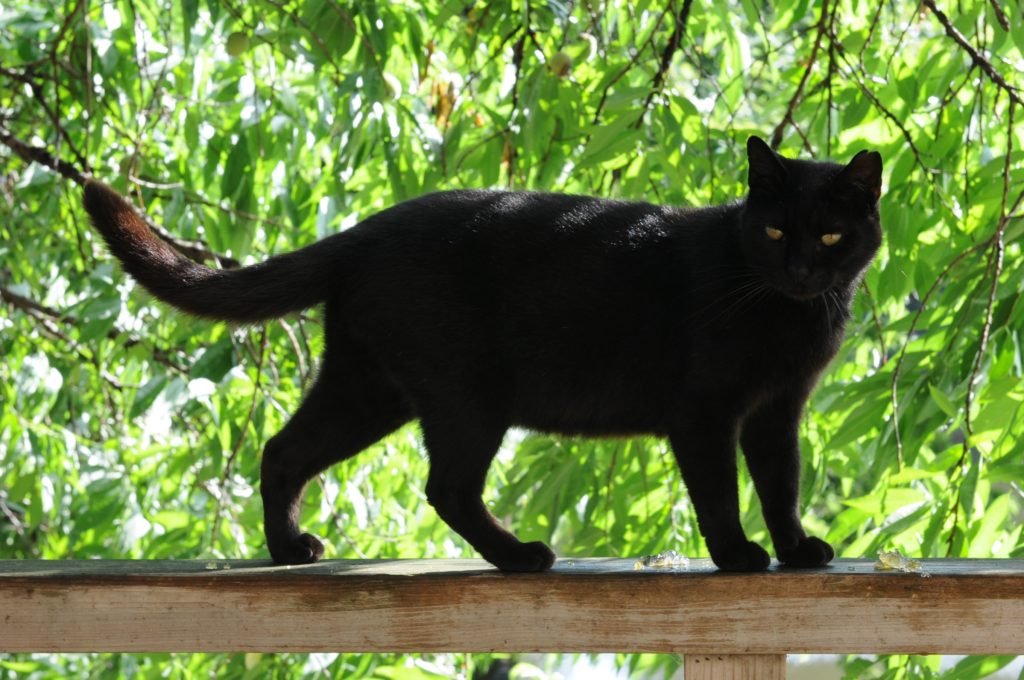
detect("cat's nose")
(790, 265), (811, 282)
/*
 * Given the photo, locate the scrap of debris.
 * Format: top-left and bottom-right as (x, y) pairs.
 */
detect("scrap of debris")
(874, 549), (929, 577)
(633, 549), (690, 571)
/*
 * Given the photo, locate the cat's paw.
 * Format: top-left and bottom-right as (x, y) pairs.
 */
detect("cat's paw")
(710, 541), (771, 572)
(269, 533), (325, 565)
(777, 536), (834, 568)
(487, 541), (556, 573)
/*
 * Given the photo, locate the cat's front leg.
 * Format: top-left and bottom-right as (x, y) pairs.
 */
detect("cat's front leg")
(739, 390), (834, 568)
(669, 412), (770, 572)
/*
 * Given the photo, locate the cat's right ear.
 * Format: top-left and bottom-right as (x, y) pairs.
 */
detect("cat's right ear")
(746, 136), (786, 193)
(835, 149), (883, 202)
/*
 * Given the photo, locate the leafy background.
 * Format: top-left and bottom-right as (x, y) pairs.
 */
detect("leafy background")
(1, 0), (1023, 678)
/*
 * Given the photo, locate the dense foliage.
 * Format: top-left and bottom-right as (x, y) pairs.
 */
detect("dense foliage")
(1, 0), (1022, 677)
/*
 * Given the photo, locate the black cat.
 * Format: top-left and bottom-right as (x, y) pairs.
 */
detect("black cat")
(83, 136), (882, 572)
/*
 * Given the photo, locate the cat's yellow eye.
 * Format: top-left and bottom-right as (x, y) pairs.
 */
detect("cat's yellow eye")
(821, 233), (842, 246)
(765, 226), (784, 241)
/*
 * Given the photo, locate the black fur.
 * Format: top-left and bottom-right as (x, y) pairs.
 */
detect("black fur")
(82, 135), (882, 571)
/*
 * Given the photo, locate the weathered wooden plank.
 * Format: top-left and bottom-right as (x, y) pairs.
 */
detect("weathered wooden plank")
(684, 654), (786, 680)
(1, 558), (1022, 653)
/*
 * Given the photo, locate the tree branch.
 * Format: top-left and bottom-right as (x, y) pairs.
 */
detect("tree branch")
(634, 0), (694, 129)
(0, 281), (187, 375)
(888, 239), (990, 468)
(0, 129), (239, 269)
(945, 100), (1019, 555)
(921, 0), (1023, 108)
(0, 126), (87, 184)
(0, 64), (89, 171)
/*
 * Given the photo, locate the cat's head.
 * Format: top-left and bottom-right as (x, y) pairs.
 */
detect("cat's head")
(739, 135), (883, 300)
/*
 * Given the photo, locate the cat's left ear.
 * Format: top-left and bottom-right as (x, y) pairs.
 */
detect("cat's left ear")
(835, 150), (883, 202)
(746, 135), (787, 192)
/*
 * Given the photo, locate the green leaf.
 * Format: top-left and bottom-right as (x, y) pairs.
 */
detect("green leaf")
(180, 0), (198, 49)
(944, 655), (1016, 680)
(221, 131), (251, 202)
(190, 338), (235, 382)
(927, 383), (958, 418)
(580, 115), (637, 166)
(129, 375), (168, 419)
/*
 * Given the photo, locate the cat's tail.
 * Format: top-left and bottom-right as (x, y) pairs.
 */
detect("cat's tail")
(83, 180), (338, 323)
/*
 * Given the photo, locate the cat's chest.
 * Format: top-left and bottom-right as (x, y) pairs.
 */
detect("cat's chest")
(689, 302), (842, 393)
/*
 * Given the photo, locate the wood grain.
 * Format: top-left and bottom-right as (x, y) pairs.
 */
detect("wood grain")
(1, 558), (1022, 653)
(685, 655), (786, 680)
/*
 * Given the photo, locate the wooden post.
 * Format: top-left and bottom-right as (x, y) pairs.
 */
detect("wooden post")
(1, 558), (1023, 653)
(685, 654), (786, 680)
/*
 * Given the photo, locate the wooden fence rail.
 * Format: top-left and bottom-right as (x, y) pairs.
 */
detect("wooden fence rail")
(2, 558), (1023, 678)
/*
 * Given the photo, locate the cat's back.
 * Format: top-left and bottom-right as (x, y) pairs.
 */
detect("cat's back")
(338, 189), (726, 306)
(355, 189), (681, 245)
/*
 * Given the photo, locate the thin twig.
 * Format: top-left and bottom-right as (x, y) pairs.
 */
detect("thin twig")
(987, 0), (1010, 31)
(137, 180), (288, 229)
(945, 100), (1017, 555)
(277, 318), (310, 386)
(208, 326), (268, 552)
(888, 240), (989, 467)
(634, 0), (694, 129)
(0, 128), (240, 268)
(591, 4), (672, 125)
(0, 65), (89, 171)
(921, 0), (1022, 108)
(0, 281), (187, 375)
(859, 279), (887, 367)
(770, 0), (829, 149)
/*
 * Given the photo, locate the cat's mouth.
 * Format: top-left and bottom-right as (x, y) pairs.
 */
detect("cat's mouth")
(777, 285), (826, 301)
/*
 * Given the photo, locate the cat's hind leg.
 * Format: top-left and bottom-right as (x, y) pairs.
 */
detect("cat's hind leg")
(420, 416), (555, 572)
(261, 350), (411, 565)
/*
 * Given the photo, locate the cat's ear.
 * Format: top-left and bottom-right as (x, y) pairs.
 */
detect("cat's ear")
(746, 136), (786, 192)
(835, 150), (883, 202)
